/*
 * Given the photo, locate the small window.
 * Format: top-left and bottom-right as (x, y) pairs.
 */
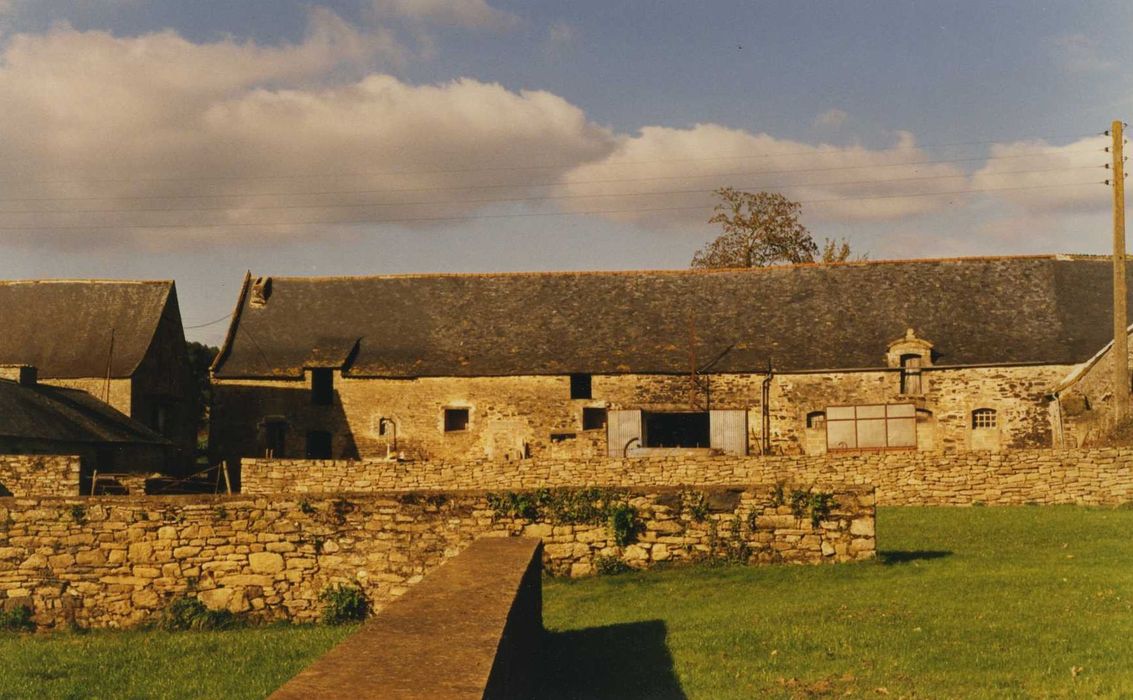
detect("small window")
(570, 373), (592, 400)
(265, 420), (287, 458)
(972, 408), (997, 429)
(582, 406), (607, 430)
(311, 368), (334, 406)
(550, 432), (577, 443)
(806, 410), (826, 428)
(305, 430), (332, 459)
(900, 354), (923, 395)
(444, 408), (470, 432)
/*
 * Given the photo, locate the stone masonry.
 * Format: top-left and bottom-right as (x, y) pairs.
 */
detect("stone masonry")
(0, 455), (81, 497)
(240, 446), (1133, 507)
(0, 485), (873, 629)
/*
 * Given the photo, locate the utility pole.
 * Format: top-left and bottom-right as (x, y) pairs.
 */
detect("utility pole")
(1112, 120), (1129, 422)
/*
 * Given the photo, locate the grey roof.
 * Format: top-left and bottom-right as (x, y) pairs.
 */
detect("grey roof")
(213, 255), (1133, 378)
(0, 379), (171, 445)
(0, 280), (174, 378)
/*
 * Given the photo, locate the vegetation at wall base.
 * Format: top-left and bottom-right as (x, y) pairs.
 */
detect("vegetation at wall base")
(319, 584), (368, 625)
(0, 606), (34, 633)
(158, 596), (237, 632)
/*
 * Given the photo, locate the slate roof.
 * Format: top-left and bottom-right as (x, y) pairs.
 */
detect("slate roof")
(0, 280), (174, 378)
(0, 379), (171, 445)
(212, 255), (1133, 378)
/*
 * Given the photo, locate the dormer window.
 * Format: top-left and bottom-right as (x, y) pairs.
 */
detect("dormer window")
(900, 354), (923, 395)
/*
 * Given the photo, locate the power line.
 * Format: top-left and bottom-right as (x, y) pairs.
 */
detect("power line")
(0, 149), (1103, 205)
(0, 164), (1102, 216)
(0, 132), (1101, 185)
(184, 312), (233, 330)
(0, 180), (1104, 232)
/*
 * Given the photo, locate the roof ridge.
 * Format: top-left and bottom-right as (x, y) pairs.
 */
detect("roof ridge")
(253, 254), (1079, 282)
(0, 279), (173, 286)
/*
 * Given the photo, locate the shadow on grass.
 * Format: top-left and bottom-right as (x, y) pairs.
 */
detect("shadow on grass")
(538, 619), (686, 699)
(879, 550), (952, 564)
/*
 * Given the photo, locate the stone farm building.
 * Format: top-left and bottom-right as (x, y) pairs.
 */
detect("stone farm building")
(0, 280), (196, 468)
(209, 255), (1133, 465)
(0, 373), (172, 494)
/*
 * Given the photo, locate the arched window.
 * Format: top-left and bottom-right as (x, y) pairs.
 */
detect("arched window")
(971, 408), (997, 429)
(806, 410), (826, 428)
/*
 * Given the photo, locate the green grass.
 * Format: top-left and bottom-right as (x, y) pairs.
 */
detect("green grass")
(541, 507), (1133, 699)
(0, 623), (356, 699)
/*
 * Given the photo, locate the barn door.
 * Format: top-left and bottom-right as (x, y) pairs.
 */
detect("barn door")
(710, 410), (748, 455)
(607, 409), (642, 457)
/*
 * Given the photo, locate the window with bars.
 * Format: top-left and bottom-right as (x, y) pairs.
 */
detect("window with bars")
(972, 408), (997, 429)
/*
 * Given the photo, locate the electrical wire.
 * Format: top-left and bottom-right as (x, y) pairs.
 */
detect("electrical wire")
(0, 149), (1104, 205)
(0, 132), (1101, 185)
(0, 180), (1105, 232)
(0, 165), (1103, 216)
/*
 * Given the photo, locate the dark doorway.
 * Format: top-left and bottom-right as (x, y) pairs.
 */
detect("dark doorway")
(305, 430), (332, 459)
(642, 412), (709, 448)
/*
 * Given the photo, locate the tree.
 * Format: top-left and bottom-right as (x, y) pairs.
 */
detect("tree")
(186, 341), (219, 440)
(691, 188), (862, 268)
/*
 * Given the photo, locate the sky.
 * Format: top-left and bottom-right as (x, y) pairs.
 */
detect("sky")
(0, 0), (1130, 344)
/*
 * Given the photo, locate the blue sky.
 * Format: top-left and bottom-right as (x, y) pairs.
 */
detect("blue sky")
(0, 1), (1129, 343)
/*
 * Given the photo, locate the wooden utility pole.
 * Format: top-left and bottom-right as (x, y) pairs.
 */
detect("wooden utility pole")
(1112, 120), (1129, 422)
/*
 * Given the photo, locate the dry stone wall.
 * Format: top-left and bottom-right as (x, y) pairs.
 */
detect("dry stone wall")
(0, 484), (873, 629)
(0, 455), (80, 497)
(242, 446), (1133, 506)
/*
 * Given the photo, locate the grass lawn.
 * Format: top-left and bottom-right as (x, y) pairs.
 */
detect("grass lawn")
(1, 507), (1130, 699)
(541, 506), (1133, 699)
(0, 623), (355, 699)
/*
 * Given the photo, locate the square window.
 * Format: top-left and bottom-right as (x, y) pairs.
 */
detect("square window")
(444, 408), (470, 432)
(570, 373), (592, 399)
(582, 407), (607, 430)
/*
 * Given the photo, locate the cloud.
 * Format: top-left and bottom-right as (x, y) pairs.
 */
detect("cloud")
(1051, 34), (1114, 73)
(0, 20), (614, 247)
(814, 108), (848, 130)
(969, 136), (1108, 213)
(371, 0), (519, 31)
(554, 125), (969, 226)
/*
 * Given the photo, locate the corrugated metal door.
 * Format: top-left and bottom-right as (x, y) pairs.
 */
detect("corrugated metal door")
(710, 409), (748, 455)
(607, 409), (642, 457)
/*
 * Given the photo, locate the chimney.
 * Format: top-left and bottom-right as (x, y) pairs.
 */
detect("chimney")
(250, 276), (273, 307)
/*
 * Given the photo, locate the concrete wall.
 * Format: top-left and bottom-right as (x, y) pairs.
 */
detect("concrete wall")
(0, 485), (873, 629)
(241, 446), (1133, 507)
(212, 364), (1069, 463)
(0, 454), (81, 496)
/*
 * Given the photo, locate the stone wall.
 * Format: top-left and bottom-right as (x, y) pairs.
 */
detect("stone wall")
(1054, 329), (1133, 448)
(211, 364), (1067, 463)
(0, 484), (873, 629)
(242, 446), (1133, 507)
(0, 455), (80, 497)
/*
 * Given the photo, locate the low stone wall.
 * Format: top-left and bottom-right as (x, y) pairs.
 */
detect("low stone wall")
(270, 538), (543, 700)
(0, 454), (80, 497)
(0, 484), (873, 629)
(241, 446), (1133, 506)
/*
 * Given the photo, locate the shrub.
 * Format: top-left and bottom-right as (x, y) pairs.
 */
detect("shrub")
(159, 596), (235, 631)
(319, 584), (368, 625)
(0, 605), (34, 633)
(594, 555), (632, 576)
(608, 503), (640, 546)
